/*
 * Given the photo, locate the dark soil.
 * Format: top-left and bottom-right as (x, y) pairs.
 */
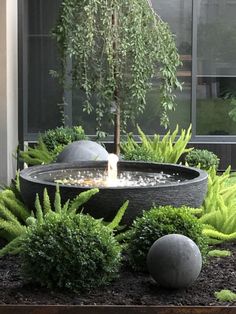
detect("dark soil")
(0, 242), (235, 306)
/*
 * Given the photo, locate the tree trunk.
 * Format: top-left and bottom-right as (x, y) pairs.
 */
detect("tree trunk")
(112, 10), (120, 156)
(114, 94), (120, 156)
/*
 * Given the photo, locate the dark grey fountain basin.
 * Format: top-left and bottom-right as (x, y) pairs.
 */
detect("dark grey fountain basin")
(19, 161), (208, 225)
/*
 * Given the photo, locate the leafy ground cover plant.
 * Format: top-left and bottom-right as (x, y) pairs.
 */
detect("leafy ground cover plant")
(126, 205), (208, 271)
(19, 125), (87, 166)
(121, 125), (192, 163)
(185, 149), (219, 170)
(200, 166), (236, 243)
(20, 211), (122, 292)
(214, 290), (236, 302)
(208, 249), (232, 258)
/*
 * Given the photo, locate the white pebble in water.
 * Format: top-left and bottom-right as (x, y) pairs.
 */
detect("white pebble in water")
(46, 169), (185, 188)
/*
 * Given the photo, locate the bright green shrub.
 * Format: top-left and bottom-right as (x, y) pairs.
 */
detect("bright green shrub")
(0, 180), (128, 257)
(121, 125), (192, 163)
(185, 149), (219, 170)
(0, 173), (31, 243)
(41, 125), (87, 152)
(0, 186), (99, 256)
(215, 290), (236, 302)
(200, 166), (236, 243)
(208, 249), (231, 258)
(20, 126), (87, 166)
(126, 206), (208, 271)
(19, 138), (54, 166)
(20, 212), (122, 291)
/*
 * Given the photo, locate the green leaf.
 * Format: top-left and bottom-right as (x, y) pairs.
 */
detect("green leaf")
(107, 200), (129, 230)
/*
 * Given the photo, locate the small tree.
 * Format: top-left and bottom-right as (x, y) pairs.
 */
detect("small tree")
(53, 0), (182, 155)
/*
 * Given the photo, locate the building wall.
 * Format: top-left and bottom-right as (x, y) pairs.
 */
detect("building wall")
(0, 0), (18, 184)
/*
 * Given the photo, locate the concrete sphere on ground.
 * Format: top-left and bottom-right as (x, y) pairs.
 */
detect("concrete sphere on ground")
(147, 234), (202, 289)
(56, 140), (109, 163)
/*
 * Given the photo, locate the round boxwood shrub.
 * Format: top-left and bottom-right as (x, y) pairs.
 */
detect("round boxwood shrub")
(20, 212), (122, 291)
(41, 125), (87, 153)
(185, 149), (219, 170)
(126, 206), (208, 271)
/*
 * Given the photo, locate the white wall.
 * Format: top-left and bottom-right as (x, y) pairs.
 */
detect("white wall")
(0, 0), (18, 184)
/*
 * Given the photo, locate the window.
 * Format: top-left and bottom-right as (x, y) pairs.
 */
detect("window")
(19, 0), (236, 141)
(21, 0), (62, 138)
(196, 0), (236, 135)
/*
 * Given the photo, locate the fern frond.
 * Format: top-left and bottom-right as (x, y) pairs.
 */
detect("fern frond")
(0, 218), (25, 239)
(202, 228), (236, 242)
(0, 236), (24, 257)
(68, 188), (99, 213)
(35, 194), (43, 224)
(54, 184), (62, 212)
(107, 201), (129, 230)
(0, 203), (21, 225)
(1, 195), (30, 221)
(62, 200), (70, 213)
(121, 125), (192, 163)
(43, 188), (52, 214)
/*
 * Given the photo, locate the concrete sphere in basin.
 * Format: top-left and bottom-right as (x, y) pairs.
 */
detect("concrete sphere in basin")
(147, 234), (202, 289)
(56, 140), (109, 162)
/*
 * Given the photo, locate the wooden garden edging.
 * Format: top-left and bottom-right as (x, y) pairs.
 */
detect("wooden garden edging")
(0, 305), (234, 314)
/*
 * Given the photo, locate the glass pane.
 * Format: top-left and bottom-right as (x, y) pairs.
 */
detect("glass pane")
(197, 0), (236, 76)
(145, 0), (192, 133)
(28, 0), (61, 35)
(28, 37), (62, 133)
(72, 0), (192, 135)
(196, 77), (236, 135)
(196, 0), (236, 135)
(27, 0), (63, 133)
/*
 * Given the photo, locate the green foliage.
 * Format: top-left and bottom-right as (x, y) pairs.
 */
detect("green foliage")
(20, 211), (122, 292)
(52, 0), (181, 136)
(107, 200), (129, 231)
(214, 290), (236, 302)
(200, 166), (236, 243)
(19, 126), (87, 166)
(121, 125), (192, 163)
(0, 186), (99, 256)
(19, 138), (54, 166)
(41, 126), (87, 152)
(68, 188), (99, 213)
(208, 249), (231, 258)
(0, 188), (30, 242)
(185, 149), (219, 170)
(126, 205), (208, 271)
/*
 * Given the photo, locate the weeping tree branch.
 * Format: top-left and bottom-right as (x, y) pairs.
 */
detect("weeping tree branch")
(52, 0), (182, 154)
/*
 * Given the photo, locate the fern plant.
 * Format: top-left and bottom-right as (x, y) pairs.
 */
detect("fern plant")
(0, 176), (31, 242)
(200, 166), (236, 243)
(0, 185), (129, 256)
(0, 186), (99, 256)
(121, 125), (192, 163)
(19, 125), (87, 166)
(19, 137), (54, 166)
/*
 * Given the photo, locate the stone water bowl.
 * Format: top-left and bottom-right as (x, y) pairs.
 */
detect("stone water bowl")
(19, 161), (208, 225)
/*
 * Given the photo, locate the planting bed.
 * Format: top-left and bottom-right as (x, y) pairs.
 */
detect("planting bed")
(0, 242), (235, 306)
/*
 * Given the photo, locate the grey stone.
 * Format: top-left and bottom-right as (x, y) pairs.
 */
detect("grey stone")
(147, 234), (202, 289)
(56, 140), (109, 163)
